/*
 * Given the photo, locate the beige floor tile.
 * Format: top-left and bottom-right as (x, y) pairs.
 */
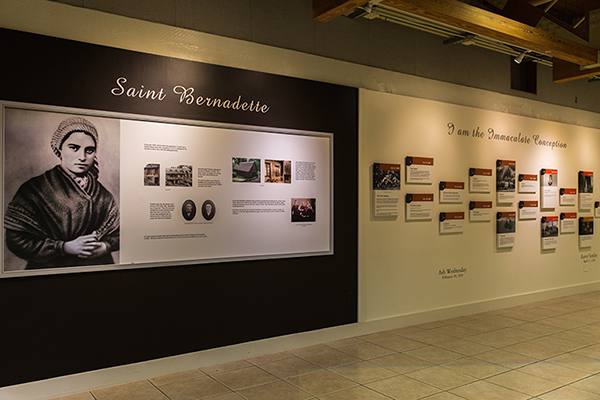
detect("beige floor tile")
(285, 369), (356, 397)
(427, 325), (481, 339)
(365, 335), (426, 352)
(450, 380), (530, 400)
(574, 344), (600, 359)
(387, 326), (424, 335)
(503, 341), (561, 360)
(337, 342), (396, 360)
(48, 393), (95, 400)
(423, 393), (468, 400)
(400, 330), (454, 345)
(365, 375), (440, 400)
(511, 322), (564, 335)
(443, 357), (510, 379)
(149, 369), (205, 386)
(318, 386), (392, 400)
(328, 361), (398, 384)
(519, 361), (590, 384)
(537, 317), (586, 330)
(246, 351), (293, 365)
(495, 326), (544, 341)
(474, 349), (537, 368)
(455, 319), (506, 333)
(464, 332), (523, 348)
(435, 339), (494, 356)
(558, 311), (600, 324)
(287, 344), (331, 356)
(404, 345), (464, 364)
(359, 332), (399, 342)
(413, 320), (452, 330)
(91, 380), (154, 398)
(370, 352), (432, 374)
(98, 387), (169, 400)
(571, 375), (600, 395)
(207, 393), (245, 400)
(573, 324), (600, 337)
(201, 360), (253, 375)
(212, 366), (278, 390)
(501, 308), (562, 321)
(259, 357), (321, 379)
(236, 380), (312, 400)
(547, 353), (600, 374)
(485, 369), (561, 396)
(532, 336), (585, 353)
(299, 348), (361, 368)
(325, 337), (365, 349)
(157, 376), (230, 400)
(405, 366), (477, 390)
(537, 386), (600, 400)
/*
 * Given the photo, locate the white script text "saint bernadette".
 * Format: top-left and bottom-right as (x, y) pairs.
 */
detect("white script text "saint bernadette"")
(110, 77), (271, 113)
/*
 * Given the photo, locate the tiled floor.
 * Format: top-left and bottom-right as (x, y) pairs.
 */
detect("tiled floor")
(52, 291), (600, 400)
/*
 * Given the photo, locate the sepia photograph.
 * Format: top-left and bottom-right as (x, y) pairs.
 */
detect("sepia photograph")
(182, 199), (197, 221)
(496, 164), (516, 192)
(232, 157), (261, 183)
(202, 199), (216, 221)
(291, 198), (316, 222)
(265, 159), (291, 183)
(144, 163), (160, 186)
(3, 108), (120, 271)
(166, 165), (193, 187)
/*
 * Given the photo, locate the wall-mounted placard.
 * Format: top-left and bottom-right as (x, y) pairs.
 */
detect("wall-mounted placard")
(405, 156), (433, 184)
(469, 201), (493, 221)
(372, 163), (401, 216)
(518, 174), (538, 194)
(469, 168), (492, 193)
(579, 216), (594, 248)
(559, 188), (577, 206)
(439, 212), (464, 234)
(405, 193), (433, 220)
(579, 171), (594, 209)
(596, 202), (600, 218)
(496, 211), (516, 248)
(519, 200), (538, 220)
(496, 160), (516, 204)
(540, 168), (558, 208)
(439, 181), (464, 203)
(541, 216), (559, 250)
(560, 212), (577, 233)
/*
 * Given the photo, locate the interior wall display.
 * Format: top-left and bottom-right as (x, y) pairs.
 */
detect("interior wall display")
(519, 201), (539, 220)
(518, 174), (538, 193)
(405, 193), (433, 220)
(540, 168), (559, 208)
(579, 171), (594, 209)
(579, 216), (594, 248)
(469, 201), (493, 221)
(405, 156), (433, 184)
(560, 212), (577, 233)
(469, 168), (492, 192)
(372, 163), (401, 216)
(439, 212), (464, 234)
(2, 107), (333, 275)
(541, 216), (559, 250)
(439, 181), (464, 203)
(496, 160), (516, 204)
(496, 211), (516, 248)
(596, 202), (600, 218)
(559, 188), (577, 206)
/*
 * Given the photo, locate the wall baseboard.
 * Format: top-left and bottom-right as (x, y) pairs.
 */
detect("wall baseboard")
(3, 281), (599, 400)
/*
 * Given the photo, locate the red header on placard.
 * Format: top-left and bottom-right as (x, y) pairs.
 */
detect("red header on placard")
(499, 160), (516, 166)
(444, 212), (465, 220)
(544, 169), (558, 174)
(582, 216), (594, 222)
(473, 201), (492, 208)
(411, 193), (433, 202)
(563, 188), (577, 195)
(473, 168), (492, 176)
(563, 212), (577, 219)
(522, 174), (537, 181)
(377, 163), (401, 171)
(522, 201), (538, 207)
(544, 216), (559, 222)
(443, 181), (464, 189)
(412, 157), (434, 166)
(581, 171), (593, 177)
(499, 211), (516, 218)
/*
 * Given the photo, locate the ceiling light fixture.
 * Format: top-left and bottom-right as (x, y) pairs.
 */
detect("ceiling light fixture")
(514, 50), (531, 64)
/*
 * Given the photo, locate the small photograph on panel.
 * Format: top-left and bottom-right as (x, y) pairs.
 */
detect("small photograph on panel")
(291, 198), (316, 222)
(496, 163), (516, 192)
(541, 219), (558, 237)
(579, 173), (593, 194)
(542, 170), (557, 187)
(232, 157), (261, 183)
(496, 216), (516, 234)
(265, 159), (291, 183)
(580, 218), (594, 235)
(166, 165), (192, 187)
(373, 164), (401, 190)
(202, 199), (216, 221)
(182, 199), (196, 221)
(144, 163), (160, 186)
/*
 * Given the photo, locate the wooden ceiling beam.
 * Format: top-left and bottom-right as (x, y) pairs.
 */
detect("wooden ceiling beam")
(379, 0), (598, 65)
(553, 58), (600, 83)
(313, 0), (368, 22)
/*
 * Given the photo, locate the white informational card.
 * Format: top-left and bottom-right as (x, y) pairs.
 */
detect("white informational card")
(496, 211), (516, 248)
(405, 156), (434, 184)
(405, 193), (433, 220)
(579, 171), (594, 209)
(541, 216), (559, 250)
(540, 168), (558, 208)
(469, 201), (493, 221)
(560, 212), (577, 234)
(439, 212), (465, 234)
(560, 188), (577, 206)
(519, 201), (539, 220)
(120, 119), (332, 265)
(579, 216), (594, 248)
(469, 168), (492, 193)
(372, 163), (402, 216)
(596, 204), (600, 218)
(439, 181), (464, 203)
(496, 160), (516, 204)
(518, 174), (538, 194)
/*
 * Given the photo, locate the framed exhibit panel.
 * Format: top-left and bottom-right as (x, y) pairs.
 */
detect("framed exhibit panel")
(579, 171), (594, 209)
(372, 163), (402, 216)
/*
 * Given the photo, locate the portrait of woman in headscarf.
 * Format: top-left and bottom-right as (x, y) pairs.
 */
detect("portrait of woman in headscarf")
(3, 110), (120, 271)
